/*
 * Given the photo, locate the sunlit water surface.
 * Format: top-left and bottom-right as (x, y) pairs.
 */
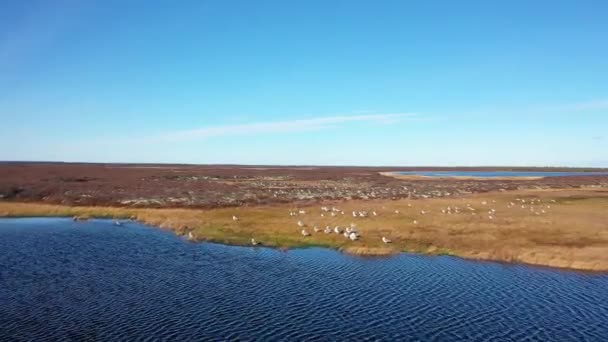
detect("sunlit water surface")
(1, 218), (607, 341)
(394, 171), (608, 178)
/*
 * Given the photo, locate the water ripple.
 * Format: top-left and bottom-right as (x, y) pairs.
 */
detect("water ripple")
(0, 218), (607, 341)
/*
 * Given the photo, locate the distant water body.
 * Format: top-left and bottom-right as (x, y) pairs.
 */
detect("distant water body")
(394, 171), (608, 178)
(1, 218), (607, 341)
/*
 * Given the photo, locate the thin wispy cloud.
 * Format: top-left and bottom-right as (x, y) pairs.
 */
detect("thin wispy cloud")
(543, 99), (608, 112)
(159, 113), (417, 142)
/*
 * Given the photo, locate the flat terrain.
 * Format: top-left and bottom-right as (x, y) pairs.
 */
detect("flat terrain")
(1, 163), (607, 271)
(1, 163), (607, 208)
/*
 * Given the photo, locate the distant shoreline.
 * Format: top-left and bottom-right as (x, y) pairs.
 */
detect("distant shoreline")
(379, 172), (544, 181)
(1, 161), (608, 172)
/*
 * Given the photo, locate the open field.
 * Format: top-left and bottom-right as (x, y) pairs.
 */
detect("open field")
(2, 187), (607, 271)
(1, 163), (607, 208)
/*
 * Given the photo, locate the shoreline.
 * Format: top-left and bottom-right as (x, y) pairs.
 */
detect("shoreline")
(379, 171), (544, 181)
(0, 216), (603, 274)
(1, 188), (607, 272)
(7, 215), (606, 274)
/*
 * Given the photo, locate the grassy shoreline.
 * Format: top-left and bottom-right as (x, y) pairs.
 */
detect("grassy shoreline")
(1, 187), (607, 271)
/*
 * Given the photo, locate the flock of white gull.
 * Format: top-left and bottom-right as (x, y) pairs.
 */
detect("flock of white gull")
(219, 197), (558, 247)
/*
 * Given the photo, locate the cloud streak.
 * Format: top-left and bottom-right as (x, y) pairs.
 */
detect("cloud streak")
(542, 99), (608, 112)
(159, 113), (417, 141)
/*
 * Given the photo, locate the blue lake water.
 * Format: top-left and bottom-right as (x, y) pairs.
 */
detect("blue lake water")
(394, 171), (608, 178)
(1, 218), (607, 341)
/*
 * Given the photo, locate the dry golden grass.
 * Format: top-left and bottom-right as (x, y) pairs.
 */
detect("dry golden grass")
(1, 187), (607, 271)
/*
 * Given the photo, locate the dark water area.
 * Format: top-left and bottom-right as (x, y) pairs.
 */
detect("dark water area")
(394, 171), (608, 178)
(1, 219), (607, 341)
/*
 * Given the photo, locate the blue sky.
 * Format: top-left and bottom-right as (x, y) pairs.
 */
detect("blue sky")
(1, 0), (606, 166)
